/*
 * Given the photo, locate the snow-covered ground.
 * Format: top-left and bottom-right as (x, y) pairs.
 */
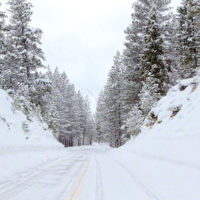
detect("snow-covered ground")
(121, 76), (200, 168)
(110, 76), (200, 200)
(0, 76), (200, 200)
(0, 89), (62, 151)
(1, 143), (199, 200)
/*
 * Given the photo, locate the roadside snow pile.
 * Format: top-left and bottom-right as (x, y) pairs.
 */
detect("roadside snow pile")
(143, 76), (200, 138)
(0, 89), (62, 150)
(120, 75), (200, 167)
(109, 76), (200, 200)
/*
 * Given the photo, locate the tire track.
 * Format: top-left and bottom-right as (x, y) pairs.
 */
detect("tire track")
(0, 154), (84, 200)
(65, 157), (90, 200)
(0, 147), (64, 156)
(0, 153), (69, 187)
(129, 150), (200, 171)
(108, 155), (165, 200)
(56, 155), (89, 200)
(95, 157), (104, 200)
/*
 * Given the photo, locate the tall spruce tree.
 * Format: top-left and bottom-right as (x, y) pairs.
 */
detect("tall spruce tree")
(122, 1), (145, 116)
(139, 0), (171, 115)
(6, 0), (44, 94)
(42, 68), (95, 147)
(177, 0), (200, 78)
(102, 52), (130, 147)
(95, 90), (110, 143)
(0, 5), (8, 89)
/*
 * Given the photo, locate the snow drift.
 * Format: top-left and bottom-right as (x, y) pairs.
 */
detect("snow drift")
(120, 75), (200, 168)
(109, 76), (200, 200)
(0, 89), (62, 151)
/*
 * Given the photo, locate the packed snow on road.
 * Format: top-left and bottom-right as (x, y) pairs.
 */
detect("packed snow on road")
(0, 142), (200, 200)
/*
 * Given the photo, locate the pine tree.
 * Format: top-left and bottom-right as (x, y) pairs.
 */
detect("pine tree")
(83, 96), (94, 145)
(41, 68), (59, 134)
(122, 1), (145, 115)
(76, 91), (87, 145)
(6, 0), (44, 93)
(139, 77), (161, 115)
(126, 104), (144, 136)
(139, 0), (171, 115)
(101, 52), (130, 147)
(0, 5), (8, 89)
(166, 16), (181, 85)
(42, 67), (95, 147)
(122, 0), (172, 117)
(95, 90), (109, 143)
(141, 1), (170, 94)
(177, 0), (200, 78)
(75, 92), (95, 145)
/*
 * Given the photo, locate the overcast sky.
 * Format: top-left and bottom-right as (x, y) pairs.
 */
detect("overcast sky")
(1, 0), (182, 112)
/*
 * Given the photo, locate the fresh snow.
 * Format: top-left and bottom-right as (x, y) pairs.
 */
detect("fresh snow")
(0, 89), (62, 151)
(0, 76), (200, 200)
(123, 76), (200, 167)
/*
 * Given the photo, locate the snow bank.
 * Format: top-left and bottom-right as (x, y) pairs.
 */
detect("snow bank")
(0, 89), (63, 151)
(120, 76), (200, 167)
(108, 76), (200, 200)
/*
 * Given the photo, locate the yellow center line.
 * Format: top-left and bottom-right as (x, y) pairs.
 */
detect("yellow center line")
(67, 158), (90, 200)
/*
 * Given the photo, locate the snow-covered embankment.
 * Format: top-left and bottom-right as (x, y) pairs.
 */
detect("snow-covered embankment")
(0, 89), (63, 151)
(110, 76), (200, 200)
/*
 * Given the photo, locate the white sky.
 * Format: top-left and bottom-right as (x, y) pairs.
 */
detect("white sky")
(1, 0), (182, 112)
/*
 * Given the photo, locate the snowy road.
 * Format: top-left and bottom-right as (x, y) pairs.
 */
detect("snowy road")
(0, 145), (200, 200)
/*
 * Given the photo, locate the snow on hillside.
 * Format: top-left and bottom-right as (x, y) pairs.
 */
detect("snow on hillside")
(109, 76), (200, 200)
(120, 75), (200, 158)
(117, 75), (200, 167)
(143, 77), (200, 138)
(0, 89), (62, 151)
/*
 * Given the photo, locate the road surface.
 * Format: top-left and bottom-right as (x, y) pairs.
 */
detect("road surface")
(0, 145), (199, 200)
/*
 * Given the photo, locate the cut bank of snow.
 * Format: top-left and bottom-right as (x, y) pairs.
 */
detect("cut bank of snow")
(109, 76), (200, 200)
(0, 89), (62, 151)
(119, 76), (200, 167)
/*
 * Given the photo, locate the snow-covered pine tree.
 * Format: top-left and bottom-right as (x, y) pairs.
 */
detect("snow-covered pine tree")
(42, 68), (71, 144)
(6, 0), (44, 94)
(87, 116), (96, 145)
(30, 71), (51, 108)
(166, 16), (181, 85)
(0, 4), (8, 89)
(76, 91), (87, 145)
(192, 0), (200, 27)
(42, 67), (95, 147)
(192, 0), (200, 26)
(74, 92), (95, 146)
(103, 52), (130, 147)
(126, 104), (144, 137)
(70, 91), (82, 146)
(177, 0), (200, 78)
(83, 96), (95, 145)
(139, 77), (161, 115)
(41, 68), (59, 133)
(139, 0), (171, 115)
(95, 90), (110, 144)
(58, 73), (75, 146)
(122, 1), (146, 116)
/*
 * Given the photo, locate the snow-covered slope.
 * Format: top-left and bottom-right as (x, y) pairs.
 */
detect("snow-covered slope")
(143, 77), (200, 138)
(0, 89), (62, 150)
(109, 76), (200, 200)
(120, 76), (200, 166)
